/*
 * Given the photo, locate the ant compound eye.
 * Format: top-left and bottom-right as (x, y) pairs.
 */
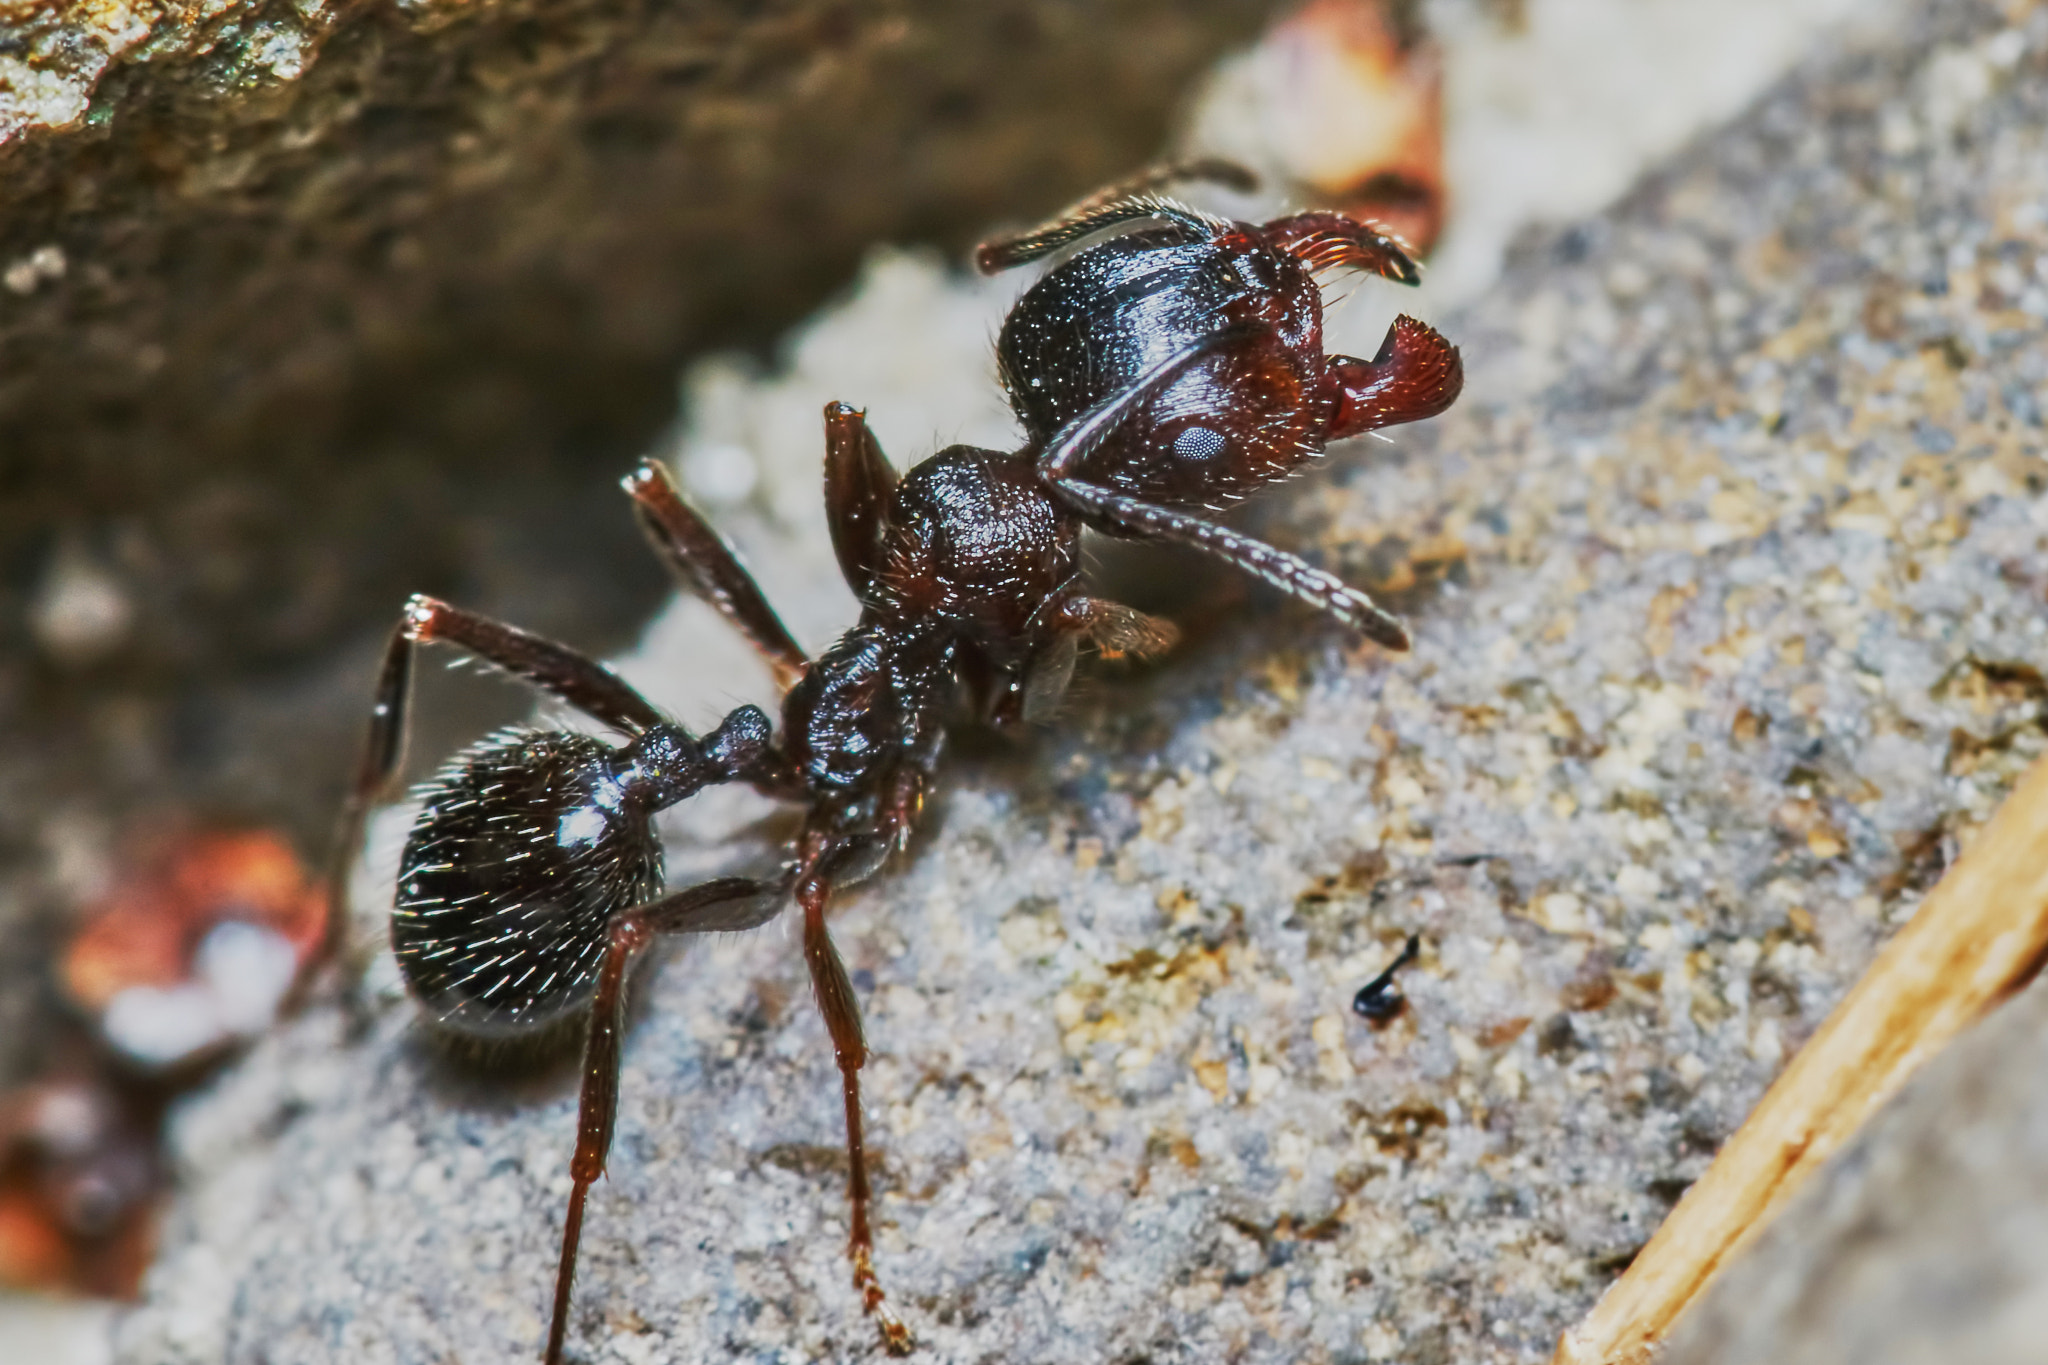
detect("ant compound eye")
(1173, 426), (1227, 463)
(392, 731), (662, 1039)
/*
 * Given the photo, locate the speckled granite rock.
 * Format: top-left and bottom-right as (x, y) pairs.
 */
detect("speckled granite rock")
(1663, 973), (2048, 1365)
(117, 0), (2047, 1361)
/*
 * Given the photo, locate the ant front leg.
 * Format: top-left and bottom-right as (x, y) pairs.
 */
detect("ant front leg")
(1262, 209), (1423, 286)
(1015, 591), (1182, 726)
(796, 864), (914, 1355)
(624, 461), (809, 691)
(1036, 329), (1413, 650)
(822, 403), (899, 603)
(316, 596), (670, 997)
(547, 875), (787, 1365)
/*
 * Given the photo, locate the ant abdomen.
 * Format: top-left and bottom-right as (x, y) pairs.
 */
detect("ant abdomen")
(393, 730), (664, 1040)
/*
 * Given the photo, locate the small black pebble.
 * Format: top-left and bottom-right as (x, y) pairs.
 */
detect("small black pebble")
(1353, 933), (1421, 1024)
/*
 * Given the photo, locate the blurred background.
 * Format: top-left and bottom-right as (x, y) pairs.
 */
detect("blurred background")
(0, 0), (1906, 1357)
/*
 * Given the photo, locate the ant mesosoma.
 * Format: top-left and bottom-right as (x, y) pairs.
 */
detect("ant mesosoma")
(327, 160), (1462, 1364)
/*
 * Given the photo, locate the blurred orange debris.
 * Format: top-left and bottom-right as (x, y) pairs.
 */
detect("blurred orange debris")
(60, 828), (324, 1028)
(1194, 0), (1446, 255)
(0, 1077), (158, 1297)
(0, 824), (323, 1296)
(1270, 0), (1445, 252)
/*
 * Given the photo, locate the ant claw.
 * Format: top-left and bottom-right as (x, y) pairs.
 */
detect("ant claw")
(875, 1310), (916, 1357)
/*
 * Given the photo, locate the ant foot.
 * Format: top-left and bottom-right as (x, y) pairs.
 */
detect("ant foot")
(873, 1304), (915, 1357)
(853, 1247), (915, 1354)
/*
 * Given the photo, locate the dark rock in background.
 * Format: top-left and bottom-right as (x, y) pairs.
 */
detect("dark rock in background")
(0, 0), (1281, 1083)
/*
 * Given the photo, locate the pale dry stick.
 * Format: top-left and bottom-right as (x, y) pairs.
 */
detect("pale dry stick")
(1555, 751), (2048, 1365)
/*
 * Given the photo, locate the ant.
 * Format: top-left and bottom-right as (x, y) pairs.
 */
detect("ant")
(326, 160), (1462, 1364)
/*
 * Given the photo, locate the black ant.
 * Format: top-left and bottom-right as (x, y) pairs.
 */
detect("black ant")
(325, 160), (1462, 1364)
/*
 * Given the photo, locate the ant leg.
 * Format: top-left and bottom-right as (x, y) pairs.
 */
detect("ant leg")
(1056, 479), (1409, 650)
(624, 461), (808, 691)
(1058, 595), (1182, 660)
(1324, 314), (1464, 440)
(1017, 598), (1179, 726)
(974, 157), (1255, 274)
(401, 595), (668, 731)
(797, 870), (914, 1355)
(822, 403), (898, 602)
(312, 619), (416, 996)
(318, 596), (672, 992)
(547, 876), (785, 1365)
(1262, 209), (1423, 286)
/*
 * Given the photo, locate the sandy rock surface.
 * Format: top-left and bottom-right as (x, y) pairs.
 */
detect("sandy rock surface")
(118, 0), (2047, 1361)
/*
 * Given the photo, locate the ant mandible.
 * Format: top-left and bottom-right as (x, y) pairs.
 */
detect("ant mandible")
(325, 160), (1462, 1365)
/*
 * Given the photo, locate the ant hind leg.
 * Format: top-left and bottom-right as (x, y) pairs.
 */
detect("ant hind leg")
(547, 875), (786, 1365)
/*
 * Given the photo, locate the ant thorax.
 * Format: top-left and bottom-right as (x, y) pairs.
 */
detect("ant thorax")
(868, 447), (1081, 647)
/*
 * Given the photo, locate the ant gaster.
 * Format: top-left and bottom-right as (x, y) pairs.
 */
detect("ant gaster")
(327, 161), (1462, 1364)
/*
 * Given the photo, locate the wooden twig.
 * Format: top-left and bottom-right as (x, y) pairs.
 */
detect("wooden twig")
(1555, 752), (2048, 1365)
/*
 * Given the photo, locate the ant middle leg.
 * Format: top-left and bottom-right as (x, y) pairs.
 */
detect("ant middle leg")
(318, 595), (674, 990)
(797, 867), (914, 1355)
(547, 875), (786, 1365)
(974, 157), (1256, 274)
(624, 460), (809, 691)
